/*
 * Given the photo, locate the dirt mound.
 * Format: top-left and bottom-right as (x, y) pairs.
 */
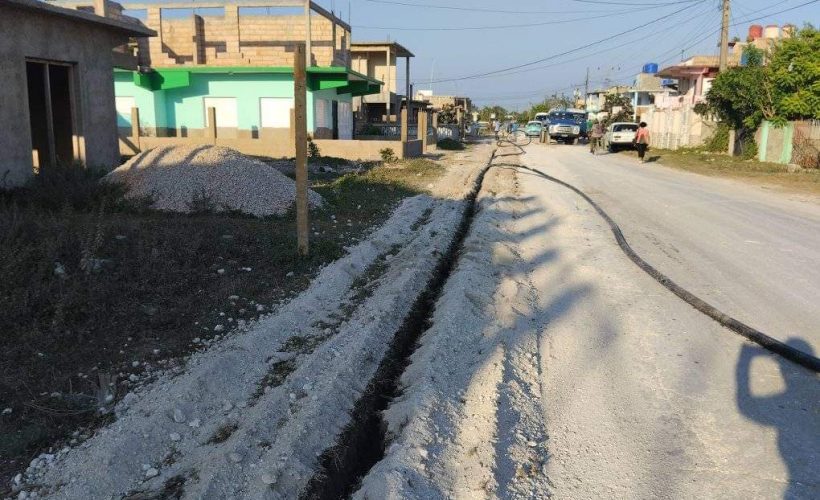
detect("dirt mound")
(105, 145), (322, 217)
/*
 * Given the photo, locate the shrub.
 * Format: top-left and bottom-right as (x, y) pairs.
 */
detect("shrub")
(307, 139), (321, 159)
(379, 148), (398, 163)
(436, 138), (464, 150)
(704, 123), (730, 153)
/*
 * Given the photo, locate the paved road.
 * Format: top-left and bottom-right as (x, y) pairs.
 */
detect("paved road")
(358, 145), (820, 499)
(524, 144), (820, 356)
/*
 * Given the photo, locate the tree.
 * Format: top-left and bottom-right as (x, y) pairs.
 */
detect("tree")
(523, 93), (574, 121)
(601, 93), (634, 126)
(767, 25), (820, 122)
(696, 45), (773, 130)
(477, 105), (508, 122)
(698, 25), (819, 129)
(438, 104), (458, 125)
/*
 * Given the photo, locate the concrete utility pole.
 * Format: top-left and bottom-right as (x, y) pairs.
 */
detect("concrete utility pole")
(719, 0), (731, 72)
(584, 67), (589, 109)
(294, 44), (309, 256)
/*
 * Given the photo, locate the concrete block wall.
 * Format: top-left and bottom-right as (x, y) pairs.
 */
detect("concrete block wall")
(142, 10), (349, 68)
(0, 4), (130, 186)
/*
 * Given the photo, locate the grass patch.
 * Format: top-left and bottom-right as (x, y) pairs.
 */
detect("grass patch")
(644, 149), (820, 196)
(0, 157), (445, 489)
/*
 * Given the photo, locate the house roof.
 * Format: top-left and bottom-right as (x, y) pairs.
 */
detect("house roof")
(118, 65), (383, 96)
(4, 0), (155, 36)
(657, 54), (740, 78)
(351, 41), (414, 58)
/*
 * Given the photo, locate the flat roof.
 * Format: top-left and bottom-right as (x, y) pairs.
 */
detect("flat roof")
(351, 41), (414, 58)
(4, 0), (155, 36)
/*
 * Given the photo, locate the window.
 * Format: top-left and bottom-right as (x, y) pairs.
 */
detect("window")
(259, 97), (294, 128)
(115, 96), (136, 127)
(203, 97), (238, 128)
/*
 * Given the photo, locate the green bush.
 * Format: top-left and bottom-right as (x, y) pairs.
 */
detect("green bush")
(704, 124), (730, 153)
(307, 139), (321, 159)
(436, 138), (464, 150)
(739, 135), (758, 160)
(379, 148), (398, 163)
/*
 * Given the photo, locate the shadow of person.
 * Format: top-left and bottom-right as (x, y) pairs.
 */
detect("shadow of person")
(736, 340), (819, 499)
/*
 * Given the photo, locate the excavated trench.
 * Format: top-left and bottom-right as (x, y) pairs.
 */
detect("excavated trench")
(301, 149), (498, 499)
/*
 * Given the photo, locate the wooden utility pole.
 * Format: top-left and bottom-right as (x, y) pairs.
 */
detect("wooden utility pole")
(719, 0), (731, 72)
(294, 44), (309, 256)
(305, 0), (312, 67)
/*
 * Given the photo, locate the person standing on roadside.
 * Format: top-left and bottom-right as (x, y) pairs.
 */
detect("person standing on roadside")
(590, 120), (604, 154)
(635, 122), (650, 163)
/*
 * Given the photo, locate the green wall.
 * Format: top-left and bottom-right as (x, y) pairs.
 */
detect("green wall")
(114, 72), (352, 133)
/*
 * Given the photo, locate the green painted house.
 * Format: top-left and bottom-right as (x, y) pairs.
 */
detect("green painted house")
(114, 66), (381, 140)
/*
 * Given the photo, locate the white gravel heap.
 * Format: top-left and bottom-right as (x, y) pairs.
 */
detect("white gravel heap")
(105, 145), (322, 217)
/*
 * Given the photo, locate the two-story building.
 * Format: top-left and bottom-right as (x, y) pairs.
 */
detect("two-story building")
(54, 0), (382, 146)
(350, 41), (414, 124)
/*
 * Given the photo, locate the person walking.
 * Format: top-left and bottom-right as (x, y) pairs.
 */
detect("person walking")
(634, 122), (650, 163)
(590, 120), (604, 154)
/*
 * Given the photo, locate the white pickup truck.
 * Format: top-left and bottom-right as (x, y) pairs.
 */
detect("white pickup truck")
(604, 122), (639, 152)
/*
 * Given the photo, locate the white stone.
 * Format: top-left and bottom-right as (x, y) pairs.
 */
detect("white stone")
(145, 467), (159, 479)
(169, 433), (181, 442)
(172, 409), (186, 423)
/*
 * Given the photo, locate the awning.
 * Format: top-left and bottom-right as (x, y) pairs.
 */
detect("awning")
(121, 66), (382, 96)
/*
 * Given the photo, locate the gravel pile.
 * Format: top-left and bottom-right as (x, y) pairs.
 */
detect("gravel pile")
(105, 145), (322, 217)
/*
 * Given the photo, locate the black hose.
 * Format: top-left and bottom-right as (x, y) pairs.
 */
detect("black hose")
(516, 165), (820, 373)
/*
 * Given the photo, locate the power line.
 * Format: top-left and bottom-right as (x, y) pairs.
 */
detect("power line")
(353, 5), (650, 31)
(422, 1), (705, 84)
(568, 0), (700, 4)
(361, 0), (625, 15)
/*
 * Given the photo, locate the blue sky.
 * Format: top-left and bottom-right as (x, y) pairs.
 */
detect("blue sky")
(321, 0), (819, 110)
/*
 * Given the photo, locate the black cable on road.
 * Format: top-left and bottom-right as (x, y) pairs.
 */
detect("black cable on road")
(513, 164), (820, 373)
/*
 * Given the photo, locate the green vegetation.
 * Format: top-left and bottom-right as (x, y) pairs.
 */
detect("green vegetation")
(379, 147), (398, 163)
(650, 148), (820, 195)
(0, 157), (444, 485)
(696, 26), (819, 158)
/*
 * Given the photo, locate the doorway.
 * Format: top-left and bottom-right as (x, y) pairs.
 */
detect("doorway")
(26, 60), (75, 171)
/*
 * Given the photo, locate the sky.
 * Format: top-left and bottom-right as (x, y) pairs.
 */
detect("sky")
(315, 0), (820, 110)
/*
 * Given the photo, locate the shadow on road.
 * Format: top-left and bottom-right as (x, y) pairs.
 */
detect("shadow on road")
(736, 340), (820, 499)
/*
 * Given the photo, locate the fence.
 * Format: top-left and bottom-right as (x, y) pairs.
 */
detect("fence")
(119, 107), (434, 162)
(757, 120), (820, 168)
(358, 122), (448, 139)
(642, 105), (717, 150)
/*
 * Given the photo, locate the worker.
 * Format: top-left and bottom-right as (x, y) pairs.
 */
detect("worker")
(589, 120), (604, 154)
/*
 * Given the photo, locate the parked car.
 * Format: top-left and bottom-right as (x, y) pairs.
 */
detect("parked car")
(604, 122), (639, 152)
(525, 121), (544, 137)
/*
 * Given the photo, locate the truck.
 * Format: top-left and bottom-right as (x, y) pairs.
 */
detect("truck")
(535, 109), (588, 144)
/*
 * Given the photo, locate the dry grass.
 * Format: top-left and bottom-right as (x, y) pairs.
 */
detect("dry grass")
(0, 155), (446, 488)
(644, 149), (820, 196)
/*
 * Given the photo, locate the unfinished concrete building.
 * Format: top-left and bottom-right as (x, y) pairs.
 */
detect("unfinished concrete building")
(58, 0), (382, 146)
(350, 41), (414, 124)
(0, 0), (154, 187)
